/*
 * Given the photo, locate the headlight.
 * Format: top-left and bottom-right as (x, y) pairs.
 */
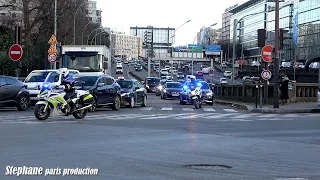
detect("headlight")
(121, 92), (130, 96)
(191, 91), (195, 95)
(146, 85), (149, 88)
(206, 92), (212, 96)
(158, 85), (162, 90)
(163, 89), (166, 93)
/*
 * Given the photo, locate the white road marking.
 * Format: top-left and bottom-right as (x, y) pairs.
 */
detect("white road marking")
(140, 107), (153, 110)
(182, 108), (194, 111)
(1, 121), (44, 124)
(202, 113), (240, 119)
(230, 113), (260, 119)
(161, 107), (173, 111)
(203, 108), (216, 112)
(217, 119), (253, 122)
(257, 118), (291, 121)
(140, 113), (195, 120)
(281, 114), (300, 118)
(256, 114), (278, 118)
(223, 109), (238, 112)
(274, 178), (308, 180)
(47, 121), (78, 123)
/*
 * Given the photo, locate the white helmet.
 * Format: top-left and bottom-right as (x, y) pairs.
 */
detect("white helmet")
(59, 68), (69, 78)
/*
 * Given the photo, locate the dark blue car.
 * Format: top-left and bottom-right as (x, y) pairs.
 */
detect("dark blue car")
(117, 78), (147, 108)
(144, 77), (161, 93)
(160, 82), (182, 99)
(74, 74), (121, 112)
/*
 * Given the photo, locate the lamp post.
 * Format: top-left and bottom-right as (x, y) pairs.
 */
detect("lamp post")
(170, 20), (191, 76)
(273, 0), (280, 108)
(53, 0), (57, 69)
(82, 21), (94, 45)
(87, 27), (104, 44)
(73, 2), (87, 45)
(90, 31), (108, 45)
(192, 23), (217, 75)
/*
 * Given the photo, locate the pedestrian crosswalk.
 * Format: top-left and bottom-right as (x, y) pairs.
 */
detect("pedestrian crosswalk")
(134, 107), (239, 112)
(0, 112), (320, 124)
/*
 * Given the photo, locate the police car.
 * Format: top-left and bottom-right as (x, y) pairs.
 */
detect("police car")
(117, 76), (147, 108)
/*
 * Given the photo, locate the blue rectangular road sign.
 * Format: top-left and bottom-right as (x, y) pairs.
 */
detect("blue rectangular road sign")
(205, 45), (221, 55)
(188, 44), (202, 47)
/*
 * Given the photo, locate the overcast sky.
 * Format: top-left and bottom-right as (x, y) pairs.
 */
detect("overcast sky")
(95, 0), (248, 46)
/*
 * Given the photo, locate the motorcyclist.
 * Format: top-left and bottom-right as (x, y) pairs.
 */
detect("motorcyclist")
(59, 68), (75, 112)
(186, 76), (200, 90)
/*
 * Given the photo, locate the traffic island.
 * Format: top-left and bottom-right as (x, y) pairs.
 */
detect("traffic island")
(213, 99), (320, 114)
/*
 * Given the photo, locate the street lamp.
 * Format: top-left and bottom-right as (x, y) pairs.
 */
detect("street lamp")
(53, 0), (57, 69)
(90, 31), (108, 45)
(87, 27), (105, 44)
(170, 20), (191, 76)
(73, 2), (87, 45)
(191, 23), (217, 74)
(82, 21), (94, 45)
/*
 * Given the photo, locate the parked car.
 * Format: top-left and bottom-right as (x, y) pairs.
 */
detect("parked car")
(24, 69), (79, 103)
(223, 71), (232, 77)
(144, 77), (161, 93)
(160, 82), (182, 99)
(74, 74), (121, 112)
(117, 77), (147, 108)
(0, 75), (30, 111)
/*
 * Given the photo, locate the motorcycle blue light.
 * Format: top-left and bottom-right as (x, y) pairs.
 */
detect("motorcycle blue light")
(183, 85), (188, 90)
(197, 83), (202, 87)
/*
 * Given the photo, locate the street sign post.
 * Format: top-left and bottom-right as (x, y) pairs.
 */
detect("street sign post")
(48, 53), (57, 63)
(261, 70), (272, 80)
(261, 45), (273, 63)
(9, 44), (23, 61)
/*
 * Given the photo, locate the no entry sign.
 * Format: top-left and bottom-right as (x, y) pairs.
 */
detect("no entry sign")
(261, 70), (272, 80)
(9, 44), (23, 61)
(261, 45), (273, 63)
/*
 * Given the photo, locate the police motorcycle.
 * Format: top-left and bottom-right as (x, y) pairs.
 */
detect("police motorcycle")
(180, 82), (204, 109)
(34, 82), (93, 120)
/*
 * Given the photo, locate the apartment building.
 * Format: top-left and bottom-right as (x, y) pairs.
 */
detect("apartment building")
(87, 1), (102, 24)
(110, 33), (143, 59)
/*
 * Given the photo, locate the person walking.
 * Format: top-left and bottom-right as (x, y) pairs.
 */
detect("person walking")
(280, 76), (289, 105)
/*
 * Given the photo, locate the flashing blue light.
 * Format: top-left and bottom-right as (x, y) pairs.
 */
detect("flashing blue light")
(43, 84), (49, 88)
(183, 85), (188, 90)
(197, 83), (202, 87)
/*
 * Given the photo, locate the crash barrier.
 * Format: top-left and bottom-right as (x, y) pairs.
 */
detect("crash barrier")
(128, 72), (143, 81)
(212, 82), (318, 104)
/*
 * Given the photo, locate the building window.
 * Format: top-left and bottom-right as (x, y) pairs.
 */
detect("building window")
(88, 3), (92, 7)
(88, 11), (92, 15)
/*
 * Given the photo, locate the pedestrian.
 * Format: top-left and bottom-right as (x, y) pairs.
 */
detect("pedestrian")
(280, 76), (289, 105)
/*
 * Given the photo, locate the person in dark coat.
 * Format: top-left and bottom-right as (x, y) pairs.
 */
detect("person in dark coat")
(280, 76), (289, 105)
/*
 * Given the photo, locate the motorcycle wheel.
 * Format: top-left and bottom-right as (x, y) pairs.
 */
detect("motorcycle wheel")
(193, 99), (199, 109)
(34, 104), (51, 120)
(73, 104), (88, 119)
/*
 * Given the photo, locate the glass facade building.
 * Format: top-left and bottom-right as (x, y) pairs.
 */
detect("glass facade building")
(229, 0), (320, 63)
(130, 26), (175, 55)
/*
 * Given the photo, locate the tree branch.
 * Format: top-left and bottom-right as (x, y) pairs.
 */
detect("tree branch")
(0, 4), (13, 8)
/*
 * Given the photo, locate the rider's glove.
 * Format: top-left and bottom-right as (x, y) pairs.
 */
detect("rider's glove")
(66, 84), (71, 90)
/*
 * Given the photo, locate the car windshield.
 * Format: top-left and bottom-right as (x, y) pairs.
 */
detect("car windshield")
(25, 71), (51, 83)
(74, 76), (98, 86)
(117, 80), (133, 89)
(200, 82), (209, 89)
(147, 78), (160, 84)
(116, 67), (122, 69)
(166, 83), (181, 88)
(221, 78), (227, 81)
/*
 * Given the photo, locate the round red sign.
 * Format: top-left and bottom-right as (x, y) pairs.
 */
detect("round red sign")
(9, 44), (23, 61)
(261, 45), (273, 63)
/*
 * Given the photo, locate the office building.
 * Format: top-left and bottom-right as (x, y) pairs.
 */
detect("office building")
(198, 27), (222, 45)
(130, 26), (175, 58)
(222, 4), (238, 42)
(110, 33), (143, 59)
(229, 0), (320, 63)
(87, 1), (102, 24)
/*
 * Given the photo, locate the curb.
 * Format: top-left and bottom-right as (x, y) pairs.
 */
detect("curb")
(250, 108), (320, 114)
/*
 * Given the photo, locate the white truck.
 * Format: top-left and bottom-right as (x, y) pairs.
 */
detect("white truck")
(61, 45), (111, 74)
(116, 64), (123, 74)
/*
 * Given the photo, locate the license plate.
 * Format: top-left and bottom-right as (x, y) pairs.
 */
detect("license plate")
(172, 94), (179, 96)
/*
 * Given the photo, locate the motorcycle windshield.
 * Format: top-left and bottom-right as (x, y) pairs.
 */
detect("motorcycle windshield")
(40, 72), (59, 93)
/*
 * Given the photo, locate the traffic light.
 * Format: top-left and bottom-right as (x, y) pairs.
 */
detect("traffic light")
(280, 28), (284, 50)
(257, 29), (266, 47)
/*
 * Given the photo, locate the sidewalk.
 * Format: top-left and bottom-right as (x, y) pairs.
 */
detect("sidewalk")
(213, 99), (320, 113)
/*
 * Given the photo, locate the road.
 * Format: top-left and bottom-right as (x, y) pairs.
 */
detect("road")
(1, 65), (320, 180)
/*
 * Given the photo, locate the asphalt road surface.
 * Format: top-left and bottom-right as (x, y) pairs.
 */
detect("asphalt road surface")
(1, 64), (320, 180)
